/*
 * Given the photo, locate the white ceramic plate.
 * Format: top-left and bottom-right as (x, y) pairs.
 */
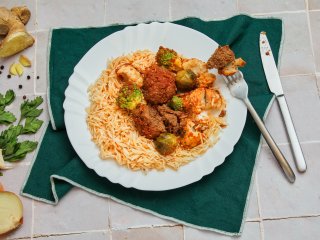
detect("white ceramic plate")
(63, 22), (247, 191)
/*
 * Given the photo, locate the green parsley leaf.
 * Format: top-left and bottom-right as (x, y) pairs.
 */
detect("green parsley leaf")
(0, 125), (22, 149)
(0, 92), (42, 163)
(22, 117), (43, 134)
(4, 90), (15, 105)
(0, 90), (15, 108)
(20, 96), (43, 117)
(19, 96), (43, 123)
(0, 110), (17, 125)
(4, 140), (18, 156)
(4, 140), (38, 162)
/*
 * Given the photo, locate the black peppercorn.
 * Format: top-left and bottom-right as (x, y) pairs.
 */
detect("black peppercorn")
(0, 71), (2, 74)
(19, 85), (22, 89)
(0, 65), (4, 70)
(7, 74), (11, 78)
(27, 75), (31, 80)
(23, 95), (27, 100)
(37, 76), (40, 79)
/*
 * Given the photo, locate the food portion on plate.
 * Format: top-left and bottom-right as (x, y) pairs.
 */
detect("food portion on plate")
(86, 45), (243, 171)
(207, 45), (246, 76)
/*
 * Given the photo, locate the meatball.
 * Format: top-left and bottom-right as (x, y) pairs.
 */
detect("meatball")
(142, 64), (177, 104)
(131, 104), (165, 139)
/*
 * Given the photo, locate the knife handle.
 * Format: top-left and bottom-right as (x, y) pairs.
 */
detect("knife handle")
(243, 98), (296, 183)
(277, 95), (307, 172)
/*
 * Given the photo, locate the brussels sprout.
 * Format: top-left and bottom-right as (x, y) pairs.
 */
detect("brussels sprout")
(168, 96), (183, 111)
(154, 133), (178, 155)
(116, 84), (144, 110)
(175, 69), (197, 91)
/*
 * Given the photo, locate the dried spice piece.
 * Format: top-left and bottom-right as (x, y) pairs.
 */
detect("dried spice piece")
(18, 85), (22, 89)
(27, 75), (30, 80)
(36, 76), (39, 79)
(7, 75), (11, 79)
(0, 65), (4, 70)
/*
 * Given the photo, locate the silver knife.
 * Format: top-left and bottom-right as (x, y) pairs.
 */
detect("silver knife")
(260, 32), (307, 172)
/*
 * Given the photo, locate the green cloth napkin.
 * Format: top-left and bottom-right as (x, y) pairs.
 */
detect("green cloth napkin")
(22, 15), (282, 235)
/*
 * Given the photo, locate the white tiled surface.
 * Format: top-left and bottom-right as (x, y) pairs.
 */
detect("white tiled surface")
(1, 1), (320, 240)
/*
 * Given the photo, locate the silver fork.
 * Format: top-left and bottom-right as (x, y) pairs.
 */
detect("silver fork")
(223, 71), (295, 183)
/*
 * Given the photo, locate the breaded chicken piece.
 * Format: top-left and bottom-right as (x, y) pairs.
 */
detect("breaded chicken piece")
(180, 119), (202, 149)
(207, 45), (246, 76)
(180, 88), (206, 114)
(116, 64), (144, 87)
(197, 72), (216, 88)
(180, 88), (224, 114)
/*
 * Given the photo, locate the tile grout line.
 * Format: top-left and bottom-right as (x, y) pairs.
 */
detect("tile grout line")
(255, 173), (265, 240)
(104, 0), (107, 25)
(252, 9), (307, 16)
(107, 199), (112, 240)
(236, 0), (240, 13)
(262, 214), (320, 221)
(309, 9), (320, 12)
(33, 0), (38, 97)
(112, 224), (181, 231)
(31, 200), (34, 240)
(246, 218), (261, 222)
(31, 0), (37, 236)
(280, 72), (315, 78)
(305, 0), (317, 74)
(31, 230), (109, 238)
(168, 0), (172, 21)
(33, 31), (38, 96)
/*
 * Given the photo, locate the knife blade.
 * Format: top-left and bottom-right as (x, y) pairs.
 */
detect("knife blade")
(260, 32), (307, 172)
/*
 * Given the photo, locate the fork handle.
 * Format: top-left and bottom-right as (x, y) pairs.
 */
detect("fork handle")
(243, 97), (296, 183)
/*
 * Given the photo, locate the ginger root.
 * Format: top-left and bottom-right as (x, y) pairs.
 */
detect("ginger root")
(0, 6), (34, 58)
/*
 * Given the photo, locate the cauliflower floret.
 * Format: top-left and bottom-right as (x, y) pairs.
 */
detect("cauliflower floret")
(116, 64), (144, 87)
(182, 58), (207, 76)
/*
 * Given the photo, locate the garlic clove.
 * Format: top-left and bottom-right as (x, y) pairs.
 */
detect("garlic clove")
(19, 55), (31, 67)
(15, 63), (24, 76)
(9, 63), (18, 75)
